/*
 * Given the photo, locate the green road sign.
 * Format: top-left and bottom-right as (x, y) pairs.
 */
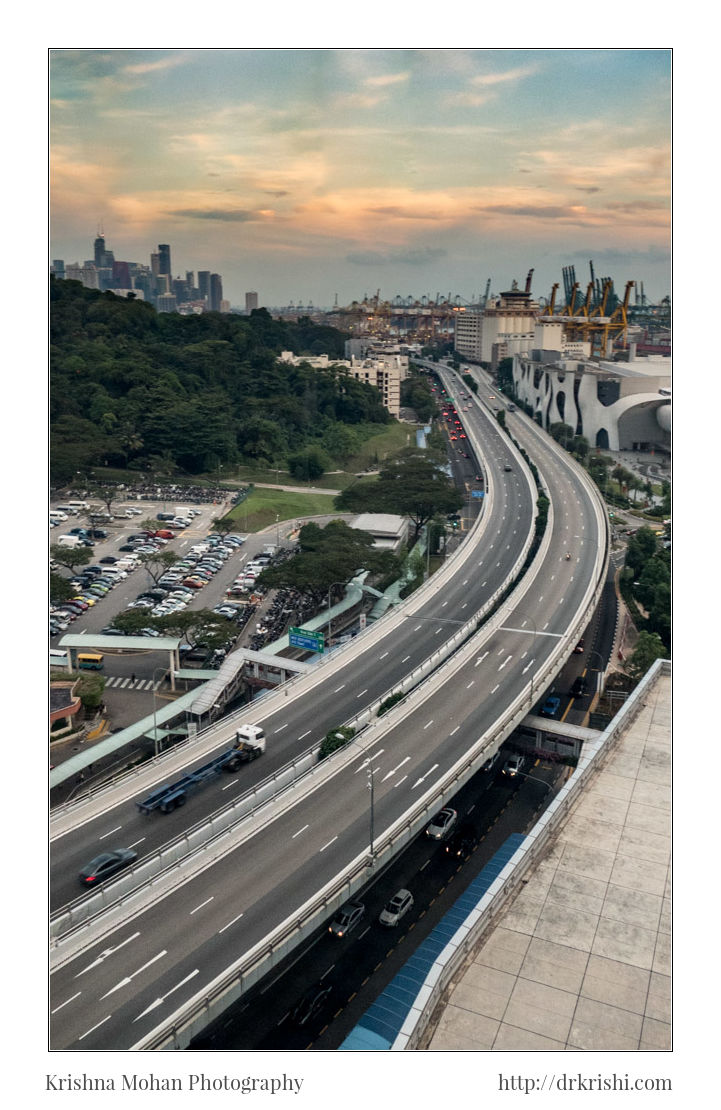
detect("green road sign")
(289, 626), (326, 653)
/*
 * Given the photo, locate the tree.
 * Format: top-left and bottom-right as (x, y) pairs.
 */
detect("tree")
(257, 519), (399, 592)
(87, 483), (118, 518)
(287, 446), (331, 481)
(548, 422), (575, 449)
(211, 515), (236, 538)
(623, 631), (667, 682)
(50, 543), (92, 574)
(154, 609), (237, 650)
(335, 448), (463, 540)
(138, 550), (180, 585)
(50, 571), (74, 603)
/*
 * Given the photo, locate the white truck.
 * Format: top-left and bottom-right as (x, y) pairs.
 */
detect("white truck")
(234, 724), (266, 760)
(56, 534), (84, 547)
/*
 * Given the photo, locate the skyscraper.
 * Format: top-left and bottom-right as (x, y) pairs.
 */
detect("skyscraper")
(158, 243), (171, 276)
(198, 270), (210, 302)
(209, 273), (223, 312)
(94, 234), (106, 267)
(245, 291), (259, 314)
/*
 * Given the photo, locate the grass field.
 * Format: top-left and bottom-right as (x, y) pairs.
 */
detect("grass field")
(226, 486), (343, 533)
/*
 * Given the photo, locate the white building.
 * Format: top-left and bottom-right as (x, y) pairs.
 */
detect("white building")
(512, 326), (671, 452)
(279, 348), (408, 417)
(455, 282), (539, 366)
(351, 513), (408, 552)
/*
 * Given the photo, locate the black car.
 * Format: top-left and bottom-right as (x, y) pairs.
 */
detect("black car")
(571, 676), (588, 698)
(290, 983), (333, 1026)
(91, 528), (108, 539)
(444, 825), (478, 858)
(99, 556), (118, 564)
(79, 848), (138, 886)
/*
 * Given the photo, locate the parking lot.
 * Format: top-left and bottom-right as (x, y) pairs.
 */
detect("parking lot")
(49, 501), (288, 657)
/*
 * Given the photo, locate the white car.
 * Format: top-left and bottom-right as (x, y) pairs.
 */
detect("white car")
(426, 808), (457, 840)
(379, 889), (414, 927)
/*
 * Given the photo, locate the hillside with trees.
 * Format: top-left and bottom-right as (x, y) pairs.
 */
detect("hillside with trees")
(50, 278), (390, 484)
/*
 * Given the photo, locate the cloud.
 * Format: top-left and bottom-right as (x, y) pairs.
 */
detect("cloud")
(168, 208), (271, 222)
(121, 55), (188, 76)
(478, 203), (590, 220)
(347, 247), (447, 266)
(471, 65), (538, 88)
(365, 72), (410, 88)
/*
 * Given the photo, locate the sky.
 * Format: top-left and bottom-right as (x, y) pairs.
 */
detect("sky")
(50, 47), (671, 309)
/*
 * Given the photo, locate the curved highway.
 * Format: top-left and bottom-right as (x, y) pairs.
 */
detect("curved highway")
(50, 386), (607, 1049)
(50, 386), (534, 911)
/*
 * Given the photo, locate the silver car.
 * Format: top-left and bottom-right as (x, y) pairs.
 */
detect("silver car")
(379, 889), (414, 927)
(328, 900), (365, 937)
(425, 807), (457, 840)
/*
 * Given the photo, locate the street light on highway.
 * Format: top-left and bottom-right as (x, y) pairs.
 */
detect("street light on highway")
(151, 666), (167, 758)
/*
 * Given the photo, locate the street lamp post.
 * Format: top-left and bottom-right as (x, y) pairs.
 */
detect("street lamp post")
(151, 666), (166, 758)
(367, 765), (375, 859)
(586, 649), (606, 696)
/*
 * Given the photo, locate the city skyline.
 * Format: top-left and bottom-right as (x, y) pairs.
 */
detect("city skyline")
(50, 48), (671, 308)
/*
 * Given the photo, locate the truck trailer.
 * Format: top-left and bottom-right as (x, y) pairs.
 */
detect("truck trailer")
(136, 725), (266, 814)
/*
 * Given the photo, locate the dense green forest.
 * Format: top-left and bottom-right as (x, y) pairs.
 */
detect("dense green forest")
(50, 279), (391, 484)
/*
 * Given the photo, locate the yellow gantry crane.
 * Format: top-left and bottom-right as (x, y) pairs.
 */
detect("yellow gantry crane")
(539, 279), (633, 357)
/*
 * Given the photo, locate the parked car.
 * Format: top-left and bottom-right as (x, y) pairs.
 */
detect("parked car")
(78, 848), (138, 886)
(328, 900), (365, 937)
(426, 808), (457, 840)
(379, 888), (414, 927)
(99, 556), (118, 565)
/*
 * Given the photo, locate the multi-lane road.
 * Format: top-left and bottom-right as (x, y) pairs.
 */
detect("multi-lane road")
(50, 369), (607, 1049)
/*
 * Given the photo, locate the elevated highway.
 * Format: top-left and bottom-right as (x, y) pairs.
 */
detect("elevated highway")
(49, 372), (608, 1048)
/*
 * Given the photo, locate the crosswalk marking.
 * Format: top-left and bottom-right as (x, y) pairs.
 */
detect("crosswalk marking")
(104, 677), (161, 691)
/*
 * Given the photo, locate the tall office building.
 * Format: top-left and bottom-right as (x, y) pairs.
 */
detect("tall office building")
(94, 234), (106, 268)
(198, 270), (211, 302)
(209, 273), (223, 312)
(158, 243), (172, 277)
(52, 260), (65, 279)
(245, 291), (259, 314)
(112, 260), (131, 289)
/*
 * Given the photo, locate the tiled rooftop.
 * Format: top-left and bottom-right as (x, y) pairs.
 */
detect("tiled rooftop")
(423, 672), (671, 1051)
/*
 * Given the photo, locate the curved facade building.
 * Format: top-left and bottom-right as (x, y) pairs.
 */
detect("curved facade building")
(512, 333), (671, 452)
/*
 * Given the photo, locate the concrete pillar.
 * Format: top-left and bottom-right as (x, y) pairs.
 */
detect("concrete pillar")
(168, 650), (176, 691)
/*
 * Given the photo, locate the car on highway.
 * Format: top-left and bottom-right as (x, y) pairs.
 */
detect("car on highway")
(379, 888), (414, 927)
(78, 848), (138, 886)
(574, 639), (585, 654)
(540, 695), (561, 718)
(571, 676), (587, 698)
(503, 464), (512, 472)
(444, 825), (478, 858)
(501, 754), (526, 779)
(328, 900), (365, 937)
(290, 983), (333, 1027)
(425, 807), (457, 840)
